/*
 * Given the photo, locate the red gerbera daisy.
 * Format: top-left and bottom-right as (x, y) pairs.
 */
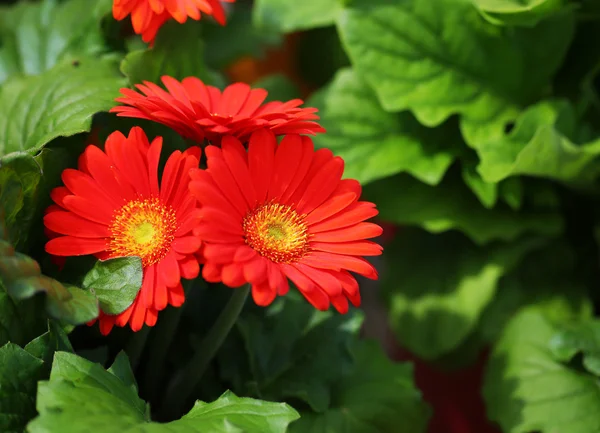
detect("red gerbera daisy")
(113, 0), (235, 43)
(44, 127), (203, 335)
(110, 76), (326, 144)
(189, 129), (382, 312)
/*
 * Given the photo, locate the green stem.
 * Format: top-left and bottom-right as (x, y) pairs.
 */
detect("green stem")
(144, 279), (196, 402)
(161, 285), (250, 419)
(125, 325), (150, 371)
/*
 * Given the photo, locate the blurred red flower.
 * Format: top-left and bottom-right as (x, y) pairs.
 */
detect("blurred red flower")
(113, 0), (235, 43)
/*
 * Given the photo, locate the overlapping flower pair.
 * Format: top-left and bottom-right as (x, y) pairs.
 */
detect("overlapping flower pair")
(44, 77), (383, 335)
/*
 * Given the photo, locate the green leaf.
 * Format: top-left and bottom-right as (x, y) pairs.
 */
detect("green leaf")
(0, 342), (46, 433)
(290, 340), (430, 433)
(381, 229), (544, 359)
(28, 352), (299, 433)
(0, 57), (126, 156)
(336, 0), (573, 143)
(0, 0), (111, 82)
(0, 222), (99, 325)
(0, 288), (47, 347)
(472, 0), (570, 26)
(107, 351), (139, 394)
(81, 257), (142, 315)
(253, 0), (341, 32)
(549, 321), (600, 377)
(121, 20), (215, 86)
(203, 2), (281, 69)
(478, 241), (592, 345)
(365, 172), (562, 244)
(308, 68), (461, 185)
(220, 293), (363, 412)
(475, 99), (600, 184)
(0, 152), (42, 248)
(484, 308), (600, 433)
(24, 320), (74, 365)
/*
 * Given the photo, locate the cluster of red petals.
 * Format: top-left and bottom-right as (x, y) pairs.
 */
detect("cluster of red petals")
(113, 0), (235, 43)
(43, 127), (203, 335)
(189, 129), (382, 313)
(110, 76), (326, 144)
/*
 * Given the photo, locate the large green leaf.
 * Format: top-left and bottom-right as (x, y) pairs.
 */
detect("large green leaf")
(220, 293), (363, 412)
(484, 308), (600, 433)
(0, 57), (125, 156)
(203, 2), (281, 69)
(0, 152), (42, 248)
(121, 20), (215, 86)
(0, 0), (111, 82)
(472, 0), (569, 26)
(475, 99), (600, 184)
(365, 172), (562, 244)
(308, 68), (461, 185)
(290, 340), (430, 433)
(0, 343), (46, 433)
(381, 229), (544, 359)
(81, 257), (143, 315)
(478, 241), (592, 345)
(336, 0), (573, 146)
(253, 0), (341, 32)
(28, 352), (299, 433)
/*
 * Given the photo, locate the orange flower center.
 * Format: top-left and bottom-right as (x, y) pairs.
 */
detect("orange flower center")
(243, 202), (310, 263)
(108, 198), (177, 266)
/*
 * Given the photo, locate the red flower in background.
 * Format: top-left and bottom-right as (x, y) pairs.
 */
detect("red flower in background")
(110, 76), (325, 144)
(113, 0), (235, 43)
(44, 127), (203, 335)
(189, 129), (382, 311)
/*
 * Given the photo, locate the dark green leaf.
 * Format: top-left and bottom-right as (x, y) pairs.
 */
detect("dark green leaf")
(290, 340), (430, 433)
(24, 320), (74, 365)
(308, 68), (461, 185)
(337, 0), (573, 147)
(0, 0), (111, 82)
(484, 308), (600, 433)
(81, 257), (142, 315)
(0, 342), (46, 433)
(0, 222), (99, 325)
(381, 229), (545, 359)
(253, 0), (341, 32)
(0, 152), (42, 248)
(204, 2), (281, 69)
(472, 0), (570, 26)
(478, 241), (592, 345)
(121, 20), (216, 86)
(28, 352), (299, 433)
(221, 293), (363, 412)
(0, 287), (47, 347)
(0, 57), (126, 156)
(365, 173), (562, 244)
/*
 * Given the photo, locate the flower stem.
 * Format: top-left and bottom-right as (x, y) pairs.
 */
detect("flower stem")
(160, 284), (250, 419)
(144, 279), (196, 402)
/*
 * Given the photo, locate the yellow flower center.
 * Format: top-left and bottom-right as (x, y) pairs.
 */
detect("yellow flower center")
(243, 202), (310, 263)
(108, 198), (177, 266)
